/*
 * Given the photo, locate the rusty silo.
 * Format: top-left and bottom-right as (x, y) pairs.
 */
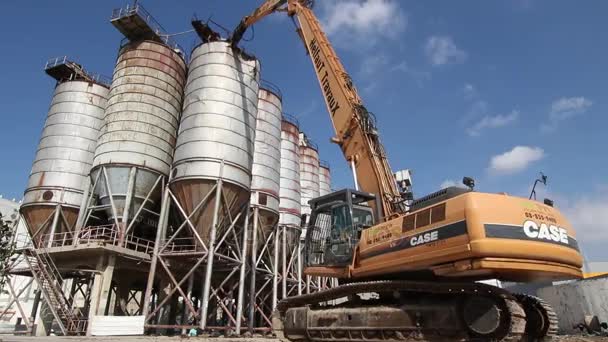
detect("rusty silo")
(90, 40), (186, 237)
(279, 115), (302, 229)
(170, 41), (260, 245)
(298, 133), (320, 225)
(21, 60), (109, 247)
(250, 85), (282, 238)
(319, 161), (331, 196)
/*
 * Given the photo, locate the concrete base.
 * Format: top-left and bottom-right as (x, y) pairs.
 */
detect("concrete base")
(536, 275), (608, 334)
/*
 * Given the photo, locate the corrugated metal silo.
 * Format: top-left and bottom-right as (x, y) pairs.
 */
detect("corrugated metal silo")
(21, 80), (108, 242)
(251, 86), (282, 236)
(279, 116), (301, 229)
(298, 133), (320, 225)
(319, 161), (331, 196)
(91, 40), (186, 232)
(278, 115), (302, 259)
(170, 41), (260, 244)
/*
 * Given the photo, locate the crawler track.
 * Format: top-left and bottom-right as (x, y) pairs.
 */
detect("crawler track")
(274, 280), (529, 342)
(515, 294), (558, 341)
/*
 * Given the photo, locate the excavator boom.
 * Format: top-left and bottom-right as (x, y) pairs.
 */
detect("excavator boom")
(232, 0), (403, 220)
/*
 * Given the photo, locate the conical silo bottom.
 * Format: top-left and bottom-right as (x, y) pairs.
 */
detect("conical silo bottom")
(20, 205), (79, 245)
(171, 179), (250, 246)
(91, 166), (163, 229)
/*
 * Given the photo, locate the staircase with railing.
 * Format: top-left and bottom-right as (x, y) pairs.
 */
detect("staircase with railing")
(23, 248), (87, 335)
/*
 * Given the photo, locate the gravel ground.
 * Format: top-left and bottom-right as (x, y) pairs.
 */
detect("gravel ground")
(2, 336), (608, 342)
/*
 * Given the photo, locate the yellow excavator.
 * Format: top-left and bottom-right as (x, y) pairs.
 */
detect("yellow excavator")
(230, 1), (583, 340)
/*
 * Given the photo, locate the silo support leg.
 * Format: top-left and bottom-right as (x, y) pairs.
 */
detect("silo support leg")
(248, 207), (259, 333)
(143, 188), (171, 321)
(273, 227), (280, 311)
(200, 164), (224, 330)
(235, 206), (250, 335)
(282, 225), (287, 299)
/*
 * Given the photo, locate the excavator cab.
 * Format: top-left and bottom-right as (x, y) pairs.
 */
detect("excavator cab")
(304, 189), (379, 267)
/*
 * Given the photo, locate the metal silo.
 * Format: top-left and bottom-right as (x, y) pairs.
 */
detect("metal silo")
(170, 41), (260, 244)
(91, 40), (186, 235)
(278, 115), (302, 246)
(319, 161), (331, 196)
(21, 80), (108, 245)
(251, 85), (282, 238)
(299, 133), (320, 225)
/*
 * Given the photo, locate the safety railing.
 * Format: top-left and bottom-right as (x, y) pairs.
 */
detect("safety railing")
(44, 56), (68, 70)
(160, 237), (206, 254)
(44, 56), (111, 87)
(36, 225), (155, 255)
(111, 2), (183, 52)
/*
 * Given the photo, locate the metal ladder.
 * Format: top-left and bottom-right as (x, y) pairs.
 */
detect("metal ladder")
(23, 248), (86, 335)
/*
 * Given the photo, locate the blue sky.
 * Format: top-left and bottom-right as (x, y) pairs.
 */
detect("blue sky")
(0, 0), (606, 260)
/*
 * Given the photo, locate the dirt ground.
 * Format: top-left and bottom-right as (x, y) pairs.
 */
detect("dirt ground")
(2, 336), (608, 342)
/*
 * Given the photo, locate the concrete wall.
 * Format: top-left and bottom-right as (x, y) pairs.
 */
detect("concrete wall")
(537, 276), (608, 334)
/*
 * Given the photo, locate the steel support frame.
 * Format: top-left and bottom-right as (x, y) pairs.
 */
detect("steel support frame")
(283, 234), (305, 298)
(0, 273), (34, 334)
(246, 206), (278, 333)
(143, 162), (251, 334)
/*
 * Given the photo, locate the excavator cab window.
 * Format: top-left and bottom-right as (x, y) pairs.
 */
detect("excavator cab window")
(305, 189), (378, 267)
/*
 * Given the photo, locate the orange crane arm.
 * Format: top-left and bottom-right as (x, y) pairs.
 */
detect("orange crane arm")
(231, 0), (404, 220)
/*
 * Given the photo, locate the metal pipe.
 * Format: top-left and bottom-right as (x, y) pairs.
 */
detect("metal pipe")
(282, 225), (287, 299)
(235, 205), (250, 335)
(200, 162), (225, 330)
(297, 240), (303, 296)
(248, 207), (259, 332)
(272, 227), (279, 310)
(350, 159), (359, 190)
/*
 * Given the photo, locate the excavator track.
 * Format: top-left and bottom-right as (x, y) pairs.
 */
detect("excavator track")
(273, 280), (527, 342)
(514, 294), (558, 341)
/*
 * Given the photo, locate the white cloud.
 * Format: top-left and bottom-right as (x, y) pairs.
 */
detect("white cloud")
(542, 96), (593, 132)
(488, 146), (545, 175)
(358, 54), (389, 77)
(320, 0), (407, 48)
(358, 56), (430, 91)
(463, 83), (476, 99)
(565, 196), (608, 243)
(467, 110), (519, 137)
(461, 100), (488, 124)
(425, 36), (467, 66)
(391, 61), (431, 86)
